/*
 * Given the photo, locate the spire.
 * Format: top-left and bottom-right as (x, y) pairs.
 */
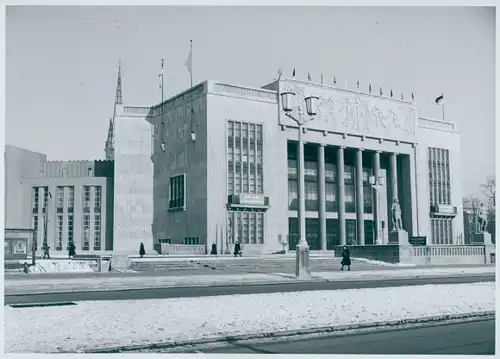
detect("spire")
(115, 60), (123, 105)
(105, 118), (115, 160)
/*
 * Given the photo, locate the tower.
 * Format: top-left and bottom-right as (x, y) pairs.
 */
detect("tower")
(104, 61), (123, 160)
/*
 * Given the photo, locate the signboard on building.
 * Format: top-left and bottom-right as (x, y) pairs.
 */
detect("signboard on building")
(409, 236), (427, 246)
(5, 238), (29, 260)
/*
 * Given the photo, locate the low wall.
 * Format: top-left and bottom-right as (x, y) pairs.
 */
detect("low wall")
(160, 244), (207, 256)
(334, 244), (491, 265)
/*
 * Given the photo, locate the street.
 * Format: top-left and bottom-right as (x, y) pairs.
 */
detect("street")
(170, 319), (495, 355)
(5, 274), (494, 305)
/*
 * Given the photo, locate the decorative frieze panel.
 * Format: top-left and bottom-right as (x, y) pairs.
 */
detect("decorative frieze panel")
(279, 80), (417, 143)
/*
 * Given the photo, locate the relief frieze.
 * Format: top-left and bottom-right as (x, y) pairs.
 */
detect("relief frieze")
(280, 81), (417, 141)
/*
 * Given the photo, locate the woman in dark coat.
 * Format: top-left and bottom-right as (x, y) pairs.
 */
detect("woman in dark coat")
(341, 245), (351, 271)
(234, 241), (242, 257)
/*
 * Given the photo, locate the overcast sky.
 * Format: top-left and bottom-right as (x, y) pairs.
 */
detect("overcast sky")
(5, 6), (495, 197)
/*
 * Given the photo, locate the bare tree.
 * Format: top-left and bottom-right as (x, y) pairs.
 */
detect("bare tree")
(481, 176), (495, 208)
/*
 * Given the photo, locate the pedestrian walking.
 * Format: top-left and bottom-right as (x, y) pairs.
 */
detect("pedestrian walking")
(42, 243), (50, 259)
(341, 245), (351, 271)
(233, 241), (242, 257)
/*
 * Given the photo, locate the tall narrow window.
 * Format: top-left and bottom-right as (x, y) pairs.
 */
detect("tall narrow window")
(56, 186), (64, 213)
(56, 215), (63, 250)
(257, 212), (264, 244)
(82, 214), (90, 250)
(67, 186), (75, 212)
(67, 214), (74, 248)
(32, 187), (39, 213)
(344, 164), (355, 213)
(42, 186), (49, 212)
(83, 186), (91, 208)
(93, 214), (101, 250)
(287, 143), (298, 211)
(32, 215), (39, 249)
(94, 186), (102, 209)
(169, 174), (186, 209)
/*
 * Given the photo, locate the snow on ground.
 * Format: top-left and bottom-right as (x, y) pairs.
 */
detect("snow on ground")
(4, 266), (495, 295)
(4, 282), (495, 353)
(352, 257), (416, 267)
(130, 254), (337, 262)
(29, 260), (94, 273)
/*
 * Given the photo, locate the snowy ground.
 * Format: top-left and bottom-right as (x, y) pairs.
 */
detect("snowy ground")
(28, 260), (95, 273)
(4, 266), (495, 295)
(352, 257), (416, 267)
(4, 282), (495, 353)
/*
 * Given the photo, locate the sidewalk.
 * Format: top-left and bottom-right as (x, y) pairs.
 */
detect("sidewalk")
(4, 266), (495, 296)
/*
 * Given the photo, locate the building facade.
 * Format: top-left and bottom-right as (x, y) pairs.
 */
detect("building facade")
(4, 145), (115, 254)
(112, 77), (464, 255)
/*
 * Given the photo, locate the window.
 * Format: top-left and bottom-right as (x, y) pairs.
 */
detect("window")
(169, 174), (186, 209)
(56, 186), (64, 212)
(32, 187), (39, 212)
(431, 218), (453, 244)
(363, 167), (373, 213)
(83, 186), (91, 208)
(227, 211), (265, 244)
(88, 168), (93, 176)
(344, 164), (355, 213)
(346, 219), (357, 245)
(184, 237), (200, 245)
(67, 214), (74, 249)
(325, 182), (337, 212)
(94, 186), (102, 209)
(227, 120), (264, 196)
(42, 186), (49, 212)
(56, 215), (63, 250)
(93, 214), (101, 250)
(33, 215), (39, 249)
(159, 238), (172, 244)
(428, 147), (451, 205)
(288, 180), (298, 210)
(67, 186), (75, 211)
(82, 214), (90, 250)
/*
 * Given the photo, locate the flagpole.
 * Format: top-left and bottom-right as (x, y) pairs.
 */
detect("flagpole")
(189, 40), (193, 88)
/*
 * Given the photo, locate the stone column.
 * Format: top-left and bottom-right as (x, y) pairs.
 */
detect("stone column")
(356, 149), (365, 245)
(337, 147), (346, 246)
(390, 153), (398, 230)
(373, 151), (381, 243)
(318, 144), (327, 251)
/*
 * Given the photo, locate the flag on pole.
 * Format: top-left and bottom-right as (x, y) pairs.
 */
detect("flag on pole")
(185, 40), (193, 78)
(158, 58), (164, 89)
(435, 93), (444, 105)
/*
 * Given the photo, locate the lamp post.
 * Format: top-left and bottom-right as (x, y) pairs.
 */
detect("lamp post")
(280, 91), (319, 279)
(369, 175), (385, 245)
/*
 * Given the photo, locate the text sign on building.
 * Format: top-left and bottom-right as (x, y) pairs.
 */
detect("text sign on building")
(239, 194), (266, 206)
(278, 80), (417, 143)
(4, 238), (28, 260)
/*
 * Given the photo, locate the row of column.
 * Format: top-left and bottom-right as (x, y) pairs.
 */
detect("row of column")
(308, 145), (400, 249)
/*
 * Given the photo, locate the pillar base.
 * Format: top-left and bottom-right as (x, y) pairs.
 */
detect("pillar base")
(295, 242), (311, 279)
(109, 253), (131, 272)
(388, 230), (409, 245)
(473, 232), (493, 245)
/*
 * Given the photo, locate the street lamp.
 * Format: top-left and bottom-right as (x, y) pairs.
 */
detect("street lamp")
(369, 175), (385, 245)
(280, 91), (319, 279)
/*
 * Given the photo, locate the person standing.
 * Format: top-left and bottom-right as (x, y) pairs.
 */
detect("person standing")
(341, 245), (351, 271)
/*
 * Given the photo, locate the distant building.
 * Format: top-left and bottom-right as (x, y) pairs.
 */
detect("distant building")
(111, 76), (464, 255)
(4, 145), (115, 254)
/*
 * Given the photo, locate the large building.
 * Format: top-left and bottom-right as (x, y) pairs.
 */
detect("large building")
(112, 76), (464, 255)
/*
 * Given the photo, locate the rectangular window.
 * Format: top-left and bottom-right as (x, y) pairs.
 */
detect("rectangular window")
(83, 186), (91, 208)
(93, 214), (101, 250)
(94, 186), (102, 209)
(82, 214), (90, 250)
(42, 186), (49, 212)
(325, 182), (337, 212)
(169, 174), (186, 209)
(32, 215), (39, 248)
(184, 237), (200, 245)
(56, 186), (64, 211)
(346, 219), (357, 245)
(428, 147), (451, 205)
(250, 212), (257, 244)
(32, 187), (40, 214)
(257, 212), (264, 244)
(344, 165), (355, 213)
(67, 214), (74, 249)
(159, 238), (172, 244)
(242, 212), (250, 244)
(305, 181), (319, 211)
(56, 215), (63, 250)
(363, 167), (373, 213)
(67, 186), (75, 211)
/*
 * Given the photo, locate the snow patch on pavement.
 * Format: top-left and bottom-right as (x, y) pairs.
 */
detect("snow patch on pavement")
(4, 282), (495, 353)
(352, 257), (417, 267)
(29, 260), (94, 273)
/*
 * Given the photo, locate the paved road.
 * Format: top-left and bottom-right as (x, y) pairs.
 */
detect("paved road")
(176, 319), (495, 355)
(5, 263), (494, 280)
(4, 274), (495, 305)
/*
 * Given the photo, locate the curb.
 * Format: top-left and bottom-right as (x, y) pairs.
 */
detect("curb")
(4, 273), (496, 297)
(84, 311), (496, 353)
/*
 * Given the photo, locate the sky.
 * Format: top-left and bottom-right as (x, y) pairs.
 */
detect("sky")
(5, 6), (495, 197)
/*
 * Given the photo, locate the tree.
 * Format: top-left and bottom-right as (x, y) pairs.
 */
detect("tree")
(139, 242), (145, 258)
(480, 176), (496, 243)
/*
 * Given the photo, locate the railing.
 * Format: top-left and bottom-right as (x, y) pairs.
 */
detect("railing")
(411, 245), (485, 257)
(160, 244), (207, 255)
